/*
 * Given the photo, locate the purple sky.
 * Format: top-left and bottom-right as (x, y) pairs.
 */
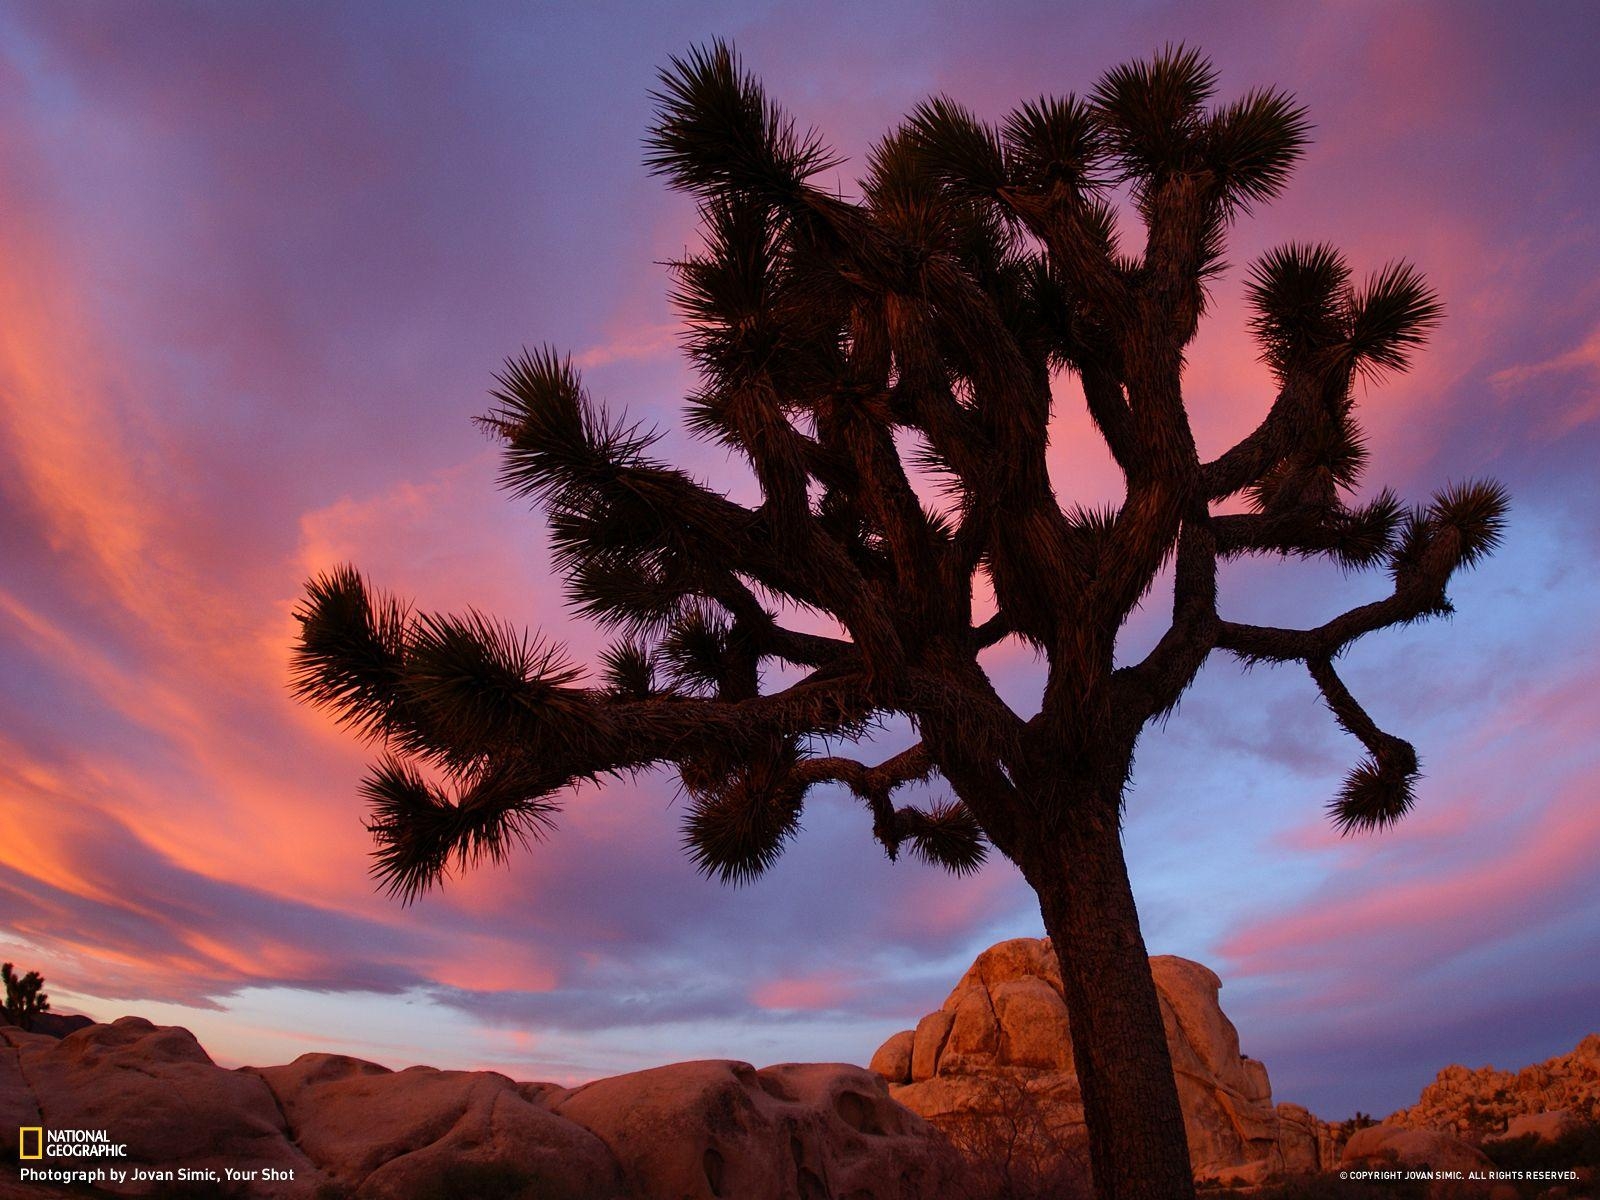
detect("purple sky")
(1, 0), (1597, 1118)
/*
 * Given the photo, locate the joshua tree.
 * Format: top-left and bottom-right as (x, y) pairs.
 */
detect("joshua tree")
(2, 962), (50, 1031)
(293, 44), (1507, 1199)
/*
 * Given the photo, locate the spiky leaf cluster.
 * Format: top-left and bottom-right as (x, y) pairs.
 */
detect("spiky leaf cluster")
(293, 41), (1508, 900)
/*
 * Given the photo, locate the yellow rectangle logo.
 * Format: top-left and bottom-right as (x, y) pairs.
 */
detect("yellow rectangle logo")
(19, 1127), (43, 1159)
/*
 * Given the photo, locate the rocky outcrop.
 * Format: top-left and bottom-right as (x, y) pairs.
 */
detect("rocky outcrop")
(1388, 1033), (1600, 1139)
(0, 1010), (93, 1039)
(870, 938), (1340, 1184)
(1, 1019), (957, 1199)
(552, 1060), (957, 1200)
(251, 1052), (620, 1200)
(2, 1018), (320, 1196)
(1486, 1109), (1580, 1145)
(1341, 1123), (1492, 1173)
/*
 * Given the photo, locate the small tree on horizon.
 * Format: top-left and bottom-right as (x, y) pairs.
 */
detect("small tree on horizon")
(293, 44), (1507, 1200)
(2, 962), (50, 1031)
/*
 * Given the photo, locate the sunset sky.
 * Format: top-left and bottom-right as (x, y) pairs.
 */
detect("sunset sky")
(1, 1), (1597, 1119)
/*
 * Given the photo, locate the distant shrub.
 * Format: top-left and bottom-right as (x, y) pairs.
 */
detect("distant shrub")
(1333, 1110), (1378, 1141)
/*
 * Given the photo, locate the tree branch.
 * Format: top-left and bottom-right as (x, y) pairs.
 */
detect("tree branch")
(1199, 368), (1325, 500)
(1112, 511), (1219, 725)
(1306, 655), (1420, 833)
(1080, 363), (1139, 478)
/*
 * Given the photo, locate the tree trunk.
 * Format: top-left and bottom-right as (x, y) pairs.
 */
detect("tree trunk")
(1021, 806), (1196, 1200)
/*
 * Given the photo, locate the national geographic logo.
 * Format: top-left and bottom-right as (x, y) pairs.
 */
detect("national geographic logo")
(16, 1127), (128, 1158)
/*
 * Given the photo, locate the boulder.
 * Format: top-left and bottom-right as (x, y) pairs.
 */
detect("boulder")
(893, 1072), (1083, 1136)
(909, 1010), (953, 1083)
(1486, 1108), (1576, 1144)
(6, 1017), (319, 1195)
(1276, 1102), (1339, 1173)
(1342, 1122), (1492, 1173)
(1389, 1034), (1600, 1139)
(0, 1010), (93, 1039)
(251, 1052), (622, 1200)
(940, 985), (999, 1073)
(993, 977), (1073, 1072)
(869, 1030), (914, 1087)
(871, 938), (1342, 1182)
(0, 1026), (47, 1140)
(552, 1059), (960, 1200)
(0, 1021), (964, 1200)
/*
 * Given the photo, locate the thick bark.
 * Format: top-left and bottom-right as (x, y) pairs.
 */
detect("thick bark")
(1021, 805), (1196, 1200)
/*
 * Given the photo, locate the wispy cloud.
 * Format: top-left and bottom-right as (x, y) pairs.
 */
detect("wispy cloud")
(1491, 326), (1600, 436)
(0, 0), (1596, 1119)
(574, 322), (680, 369)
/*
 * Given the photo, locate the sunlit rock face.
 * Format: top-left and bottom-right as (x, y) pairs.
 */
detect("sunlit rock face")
(1, 1022), (958, 1199)
(870, 937), (1341, 1185)
(1386, 1033), (1600, 1140)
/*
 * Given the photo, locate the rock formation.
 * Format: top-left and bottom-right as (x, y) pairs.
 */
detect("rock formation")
(3, 1017), (320, 1195)
(869, 937), (1340, 1185)
(1, 1019), (958, 1199)
(8, 959), (1593, 1198)
(550, 1060), (954, 1200)
(1340, 1123), (1492, 1173)
(1387, 1033), (1600, 1139)
(0, 1010), (92, 1039)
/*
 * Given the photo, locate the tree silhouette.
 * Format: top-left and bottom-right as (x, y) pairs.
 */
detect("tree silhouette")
(292, 44), (1507, 1200)
(1, 962), (50, 1031)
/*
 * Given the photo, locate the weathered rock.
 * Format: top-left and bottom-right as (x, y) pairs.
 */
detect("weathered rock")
(0, 1026), (47, 1142)
(1389, 1034), (1600, 1139)
(940, 985), (999, 1073)
(1152, 957), (1254, 1098)
(893, 1072), (1084, 1137)
(252, 1052), (622, 1200)
(1243, 1056), (1273, 1105)
(7, 1017), (320, 1196)
(0, 1010), (93, 1039)
(994, 977), (1074, 1072)
(1276, 1102), (1340, 1173)
(0, 1019), (964, 1200)
(869, 1029), (914, 1087)
(1486, 1108), (1577, 1145)
(909, 1010), (953, 1084)
(871, 938), (1342, 1182)
(1342, 1122), (1492, 1172)
(553, 1059), (960, 1200)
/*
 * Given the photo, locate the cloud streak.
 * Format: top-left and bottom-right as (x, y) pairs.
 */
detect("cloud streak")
(0, 0), (1596, 1118)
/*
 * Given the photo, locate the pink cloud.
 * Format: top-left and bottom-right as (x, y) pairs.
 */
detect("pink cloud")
(1491, 325), (1600, 437)
(574, 322), (680, 369)
(1, 0), (1596, 1112)
(751, 971), (858, 1012)
(1221, 652), (1600, 989)
(1224, 776), (1600, 981)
